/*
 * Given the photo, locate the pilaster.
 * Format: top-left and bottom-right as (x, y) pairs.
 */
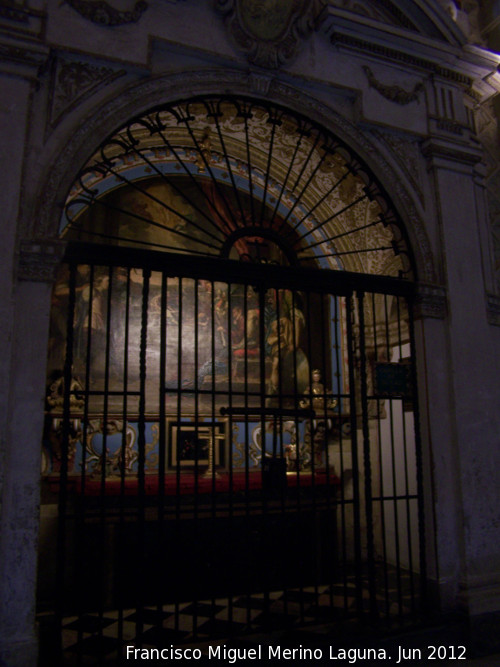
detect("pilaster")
(0, 240), (62, 665)
(422, 130), (500, 643)
(0, 6), (51, 664)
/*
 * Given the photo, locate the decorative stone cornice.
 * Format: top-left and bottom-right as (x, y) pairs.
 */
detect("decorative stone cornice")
(17, 239), (67, 282)
(414, 283), (447, 319)
(215, 0), (327, 69)
(65, 0), (148, 26)
(486, 292), (500, 326)
(0, 39), (49, 81)
(329, 32), (472, 87)
(0, 1), (48, 80)
(0, 0), (45, 40)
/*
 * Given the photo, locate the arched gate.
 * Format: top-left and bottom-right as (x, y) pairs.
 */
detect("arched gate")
(38, 97), (427, 665)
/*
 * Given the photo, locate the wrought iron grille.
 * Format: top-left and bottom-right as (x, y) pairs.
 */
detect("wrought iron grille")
(61, 96), (414, 278)
(40, 244), (426, 664)
(39, 96), (426, 665)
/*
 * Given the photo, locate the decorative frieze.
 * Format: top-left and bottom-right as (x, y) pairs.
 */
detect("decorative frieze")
(414, 283), (447, 319)
(17, 239), (66, 283)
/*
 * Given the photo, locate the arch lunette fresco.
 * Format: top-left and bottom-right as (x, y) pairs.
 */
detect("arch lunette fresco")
(24, 69), (437, 284)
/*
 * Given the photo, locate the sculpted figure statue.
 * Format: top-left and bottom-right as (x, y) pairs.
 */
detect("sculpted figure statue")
(299, 369), (337, 412)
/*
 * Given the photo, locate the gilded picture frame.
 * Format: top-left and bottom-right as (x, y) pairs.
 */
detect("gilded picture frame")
(166, 418), (229, 472)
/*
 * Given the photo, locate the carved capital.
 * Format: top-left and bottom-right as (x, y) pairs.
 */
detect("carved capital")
(215, 0), (327, 69)
(414, 283), (447, 319)
(17, 239), (66, 282)
(0, 40), (48, 81)
(486, 292), (500, 326)
(422, 137), (483, 167)
(0, 1), (48, 80)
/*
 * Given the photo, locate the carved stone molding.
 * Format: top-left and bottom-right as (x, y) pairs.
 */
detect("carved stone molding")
(48, 58), (125, 132)
(0, 0), (48, 80)
(362, 66), (423, 105)
(215, 0), (327, 69)
(422, 136), (483, 168)
(17, 240), (67, 282)
(414, 283), (447, 319)
(248, 71), (273, 96)
(0, 1), (45, 40)
(0, 40), (49, 81)
(371, 129), (424, 203)
(330, 33), (472, 88)
(66, 0), (148, 26)
(486, 292), (500, 326)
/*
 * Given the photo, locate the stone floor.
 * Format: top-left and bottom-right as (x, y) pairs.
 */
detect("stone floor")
(38, 569), (418, 665)
(38, 567), (500, 665)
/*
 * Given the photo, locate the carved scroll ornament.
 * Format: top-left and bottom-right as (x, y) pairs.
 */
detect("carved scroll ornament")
(215, 0), (327, 69)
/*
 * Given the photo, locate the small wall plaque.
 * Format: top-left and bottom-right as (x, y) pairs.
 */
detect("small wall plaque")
(374, 361), (412, 399)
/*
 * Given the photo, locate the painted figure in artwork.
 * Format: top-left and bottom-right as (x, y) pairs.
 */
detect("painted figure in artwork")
(265, 289), (309, 400)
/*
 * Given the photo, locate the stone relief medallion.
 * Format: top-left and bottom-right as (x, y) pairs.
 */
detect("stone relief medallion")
(240, 0), (298, 42)
(215, 0), (327, 69)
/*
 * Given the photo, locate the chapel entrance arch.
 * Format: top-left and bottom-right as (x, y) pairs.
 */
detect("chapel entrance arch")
(39, 96), (427, 661)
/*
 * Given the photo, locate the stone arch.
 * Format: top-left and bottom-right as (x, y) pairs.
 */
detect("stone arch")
(27, 68), (437, 284)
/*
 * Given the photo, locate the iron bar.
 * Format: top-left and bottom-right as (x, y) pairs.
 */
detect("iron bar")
(371, 290), (390, 617)
(135, 268), (150, 645)
(356, 289), (378, 620)
(384, 293), (403, 616)
(345, 293), (364, 615)
(220, 407), (315, 418)
(117, 265), (131, 659)
(55, 261), (76, 663)
(407, 297), (428, 611)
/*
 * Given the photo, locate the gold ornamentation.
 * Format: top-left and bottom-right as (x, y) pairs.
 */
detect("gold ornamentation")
(195, 128), (212, 173)
(299, 369), (338, 411)
(47, 374), (85, 413)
